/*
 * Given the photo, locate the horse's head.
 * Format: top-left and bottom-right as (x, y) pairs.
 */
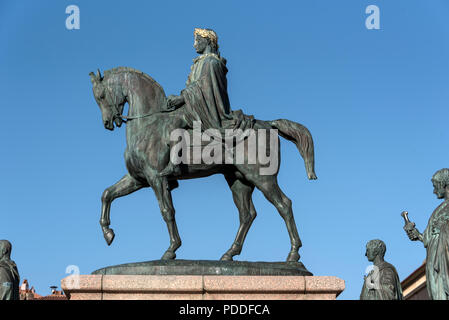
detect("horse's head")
(90, 69), (126, 131)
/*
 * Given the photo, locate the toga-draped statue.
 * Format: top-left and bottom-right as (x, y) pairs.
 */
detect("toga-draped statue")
(0, 240), (20, 300)
(403, 168), (449, 300)
(360, 239), (403, 300)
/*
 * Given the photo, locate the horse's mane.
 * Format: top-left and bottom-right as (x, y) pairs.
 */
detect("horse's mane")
(103, 67), (166, 96)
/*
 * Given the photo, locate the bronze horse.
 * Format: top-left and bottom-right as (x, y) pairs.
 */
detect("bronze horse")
(90, 67), (316, 262)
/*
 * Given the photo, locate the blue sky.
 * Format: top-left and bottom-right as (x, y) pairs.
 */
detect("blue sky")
(1, 0), (449, 299)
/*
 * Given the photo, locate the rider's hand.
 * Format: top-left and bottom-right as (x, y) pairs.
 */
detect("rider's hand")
(166, 95), (184, 110)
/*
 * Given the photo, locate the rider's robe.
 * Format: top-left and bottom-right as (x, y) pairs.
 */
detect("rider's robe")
(181, 53), (236, 131)
(423, 200), (449, 300)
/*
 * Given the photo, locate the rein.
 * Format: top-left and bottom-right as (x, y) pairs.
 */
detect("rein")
(119, 112), (154, 122)
(113, 103), (166, 123)
(107, 88), (155, 123)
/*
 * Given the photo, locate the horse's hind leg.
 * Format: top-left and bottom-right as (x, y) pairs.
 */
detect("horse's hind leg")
(100, 174), (145, 245)
(150, 177), (181, 260)
(221, 176), (256, 261)
(264, 180), (301, 262)
(243, 173), (302, 262)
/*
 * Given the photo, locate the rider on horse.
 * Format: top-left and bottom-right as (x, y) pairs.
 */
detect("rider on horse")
(89, 30), (316, 261)
(159, 28), (253, 176)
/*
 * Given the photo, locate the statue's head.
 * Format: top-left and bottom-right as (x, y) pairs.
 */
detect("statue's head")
(365, 239), (386, 262)
(431, 168), (449, 199)
(0, 240), (12, 260)
(194, 28), (218, 54)
(89, 69), (125, 131)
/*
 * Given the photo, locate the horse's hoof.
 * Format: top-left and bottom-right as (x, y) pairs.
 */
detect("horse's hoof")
(308, 172), (317, 180)
(220, 253), (233, 261)
(103, 229), (115, 246)
(161, 251), (176, 260)
(286, 251), (300, 262)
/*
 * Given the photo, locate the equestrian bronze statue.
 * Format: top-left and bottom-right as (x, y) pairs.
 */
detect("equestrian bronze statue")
(89, 28), (316, 263)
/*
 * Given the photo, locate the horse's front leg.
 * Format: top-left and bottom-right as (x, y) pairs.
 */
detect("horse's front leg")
(150, 177), (181, 260)
(100, 174), (145, 245)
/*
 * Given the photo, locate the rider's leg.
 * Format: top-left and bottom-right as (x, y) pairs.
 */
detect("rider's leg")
(158, 113), (189, 177)
(159, 160), (182, 177)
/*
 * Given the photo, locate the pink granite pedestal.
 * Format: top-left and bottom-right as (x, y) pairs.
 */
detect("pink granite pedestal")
(61, 275), (344, 300)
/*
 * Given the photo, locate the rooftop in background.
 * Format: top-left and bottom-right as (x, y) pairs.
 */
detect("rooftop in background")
(401, 261), (429, 300)
(19, 279), (67, 300)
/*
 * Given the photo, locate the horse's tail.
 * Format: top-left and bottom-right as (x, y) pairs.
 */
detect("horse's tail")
(269, 119), (317, 180)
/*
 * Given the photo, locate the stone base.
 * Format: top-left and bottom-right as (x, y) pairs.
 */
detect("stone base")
(61, 275), (345, 300)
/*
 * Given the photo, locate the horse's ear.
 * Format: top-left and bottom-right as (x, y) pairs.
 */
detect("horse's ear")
(96, 69), (103, 81)
(89, 72), (97, 84)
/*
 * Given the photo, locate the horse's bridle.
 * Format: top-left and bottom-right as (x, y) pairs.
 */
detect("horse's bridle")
(104, 85), (153, 123)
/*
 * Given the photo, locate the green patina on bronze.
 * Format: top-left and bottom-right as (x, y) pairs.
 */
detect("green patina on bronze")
(92, 260), (312, 276)
(403, 168), (449, 300)
(89, 28), (316, 269)
(0, 240), (20, 300)
(360, 239), (403, 300)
